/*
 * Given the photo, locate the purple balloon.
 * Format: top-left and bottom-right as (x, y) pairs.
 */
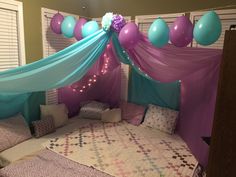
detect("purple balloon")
(170, 16), (193, 47)
(118, 22), (140, 49)
(50, 13), (64, 34)
(74, 18), (87, 41)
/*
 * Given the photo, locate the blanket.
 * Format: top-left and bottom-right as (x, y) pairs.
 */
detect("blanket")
(0, 149), (111, 177)
(44, 121), (198, 177)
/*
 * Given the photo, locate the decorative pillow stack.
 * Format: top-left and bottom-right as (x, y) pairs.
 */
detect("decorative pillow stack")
(0, 114), (32, 152)
(79, 101), (109, 119)
(120, 101), (146, 126)
(101, 108), (121, 123)
(40, 104), (68, 128)
(142, 104), (179, 134)
(32, 116), (55, 138)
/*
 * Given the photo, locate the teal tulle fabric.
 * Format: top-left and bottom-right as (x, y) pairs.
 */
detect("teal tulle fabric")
(0, 30), (111, 118)
(112, 34), (180, 110)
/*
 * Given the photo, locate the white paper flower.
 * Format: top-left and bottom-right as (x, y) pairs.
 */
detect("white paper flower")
(102, 12), (113, 31)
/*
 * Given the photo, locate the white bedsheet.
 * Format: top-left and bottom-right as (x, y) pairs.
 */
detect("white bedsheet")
(0, 117), (100, 167)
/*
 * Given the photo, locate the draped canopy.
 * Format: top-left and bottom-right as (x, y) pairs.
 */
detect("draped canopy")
(0, 29), (222, 167)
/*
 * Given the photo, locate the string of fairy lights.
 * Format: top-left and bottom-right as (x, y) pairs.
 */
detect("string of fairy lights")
(69, 44), (111, 93)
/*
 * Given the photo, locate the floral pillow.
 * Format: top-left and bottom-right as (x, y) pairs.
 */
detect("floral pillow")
(142, 104), (179, 134)
(32, 116), (55, 138)
(0, 114), (32, 152)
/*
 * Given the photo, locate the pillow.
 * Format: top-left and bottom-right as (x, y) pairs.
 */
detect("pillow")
(101, 108), (121, 123)
(32, 116), (55, 138)
(79, 101), (109, 119)
(142, 104), (178, 134)
(0, 114), (32, 152)
(120, 101), (146, 126)
(40, 104), (68, 128)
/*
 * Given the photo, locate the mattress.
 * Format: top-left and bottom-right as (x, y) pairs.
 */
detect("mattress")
(0, 117), (100, 167)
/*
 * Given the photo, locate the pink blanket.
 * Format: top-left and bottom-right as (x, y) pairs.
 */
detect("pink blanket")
(0, 150), (112, 177)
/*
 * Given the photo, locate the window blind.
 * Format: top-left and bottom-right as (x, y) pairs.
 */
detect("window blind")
(0, 1), (24, 72)
(41, 8), (79, 104)
(135, 13), (185, 34)
(190, 9), (236, 49)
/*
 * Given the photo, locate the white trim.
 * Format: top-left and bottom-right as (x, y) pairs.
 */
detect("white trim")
(17, 1), (26, 65)
(0, 0), (25, 67)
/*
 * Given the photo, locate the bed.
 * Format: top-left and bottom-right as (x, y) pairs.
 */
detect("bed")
(0, 117), (199, 177)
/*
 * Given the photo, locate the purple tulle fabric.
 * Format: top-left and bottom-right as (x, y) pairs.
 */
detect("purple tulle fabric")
(126, 34), (222, 167)
(58, 43), (121, 117)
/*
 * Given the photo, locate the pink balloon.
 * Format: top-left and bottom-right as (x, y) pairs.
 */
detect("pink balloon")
(118, 22), (140, 49)
(50, 13), (64, 34)
(74, 18), (87, 40)
(170, 16), (193, 47)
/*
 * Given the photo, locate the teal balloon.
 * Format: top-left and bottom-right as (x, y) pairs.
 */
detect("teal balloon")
(82, 21), (99, 38)
(148, 18), (169, 48)
(193, 11), (222, 46)
(61, 16), (76, 38)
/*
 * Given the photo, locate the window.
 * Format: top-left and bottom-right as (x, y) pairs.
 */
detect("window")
(41, 8), (79, 104)
(190, 9), (236, 49)
(92, 16), (131, 101)
(0, 0), (25, 71)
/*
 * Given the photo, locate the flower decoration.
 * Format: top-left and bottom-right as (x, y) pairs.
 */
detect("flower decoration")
(102, 12), (113, 31)
(111, 14), (126, 33)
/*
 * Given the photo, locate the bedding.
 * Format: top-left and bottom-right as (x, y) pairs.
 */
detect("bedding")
(0, 149), (112, 177)
(0, 114), (31, 152)
(143, 104), (179, 134)
(44, 121), (198, 177)
(0, 117), (100, 167)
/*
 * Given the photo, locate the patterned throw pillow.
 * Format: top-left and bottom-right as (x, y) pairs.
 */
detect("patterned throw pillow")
(79, 101), (109, 119)
(40, 104), (68, 128)
(120, 101), (146, 126)
(0, 114), (32, 152)
(32, 116), (55, 138)
(142, 104), (179, 134)
(101, 108), (121, 123)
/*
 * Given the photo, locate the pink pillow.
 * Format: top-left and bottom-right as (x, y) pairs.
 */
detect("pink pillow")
(120, 102), (146, 126)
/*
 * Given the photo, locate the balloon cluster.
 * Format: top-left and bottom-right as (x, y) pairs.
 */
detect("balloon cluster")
(51, 11), (221, 49)
(50, 13), (99, 40)
(148, 11), (222, 48)
(100, 13), (140, 49)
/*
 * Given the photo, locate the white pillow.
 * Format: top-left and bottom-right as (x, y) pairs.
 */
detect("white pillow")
(40, 104), (68, 128)
(142, 104), (178, 134)
(101, 108), (121, 123)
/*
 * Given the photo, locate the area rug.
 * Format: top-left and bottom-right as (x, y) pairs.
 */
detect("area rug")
(44, 121), (198, 177)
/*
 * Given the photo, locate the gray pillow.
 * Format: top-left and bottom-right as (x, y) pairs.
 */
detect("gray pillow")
(79, 101), (109, 119)
(0, 114), (32, 152)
